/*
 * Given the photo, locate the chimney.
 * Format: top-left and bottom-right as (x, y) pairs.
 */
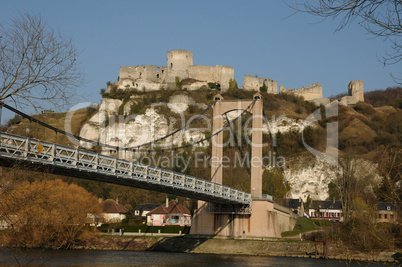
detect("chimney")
(98, 197), (103, 204)
(116, 197), (119, 204)
(166, 197), (169, 208)
(333, 197), (335, 204)
(299, 197), (301, 202)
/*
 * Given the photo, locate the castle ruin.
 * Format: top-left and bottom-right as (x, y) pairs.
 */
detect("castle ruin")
(279, 83), (324, 101)
(338, 80), (364, 106)
(115, 50), (234, 92)
(243, 75), (278, 94)
(113, 49), (364, 106)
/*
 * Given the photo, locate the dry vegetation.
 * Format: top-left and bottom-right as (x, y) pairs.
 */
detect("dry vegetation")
(0, 177), (100, 249)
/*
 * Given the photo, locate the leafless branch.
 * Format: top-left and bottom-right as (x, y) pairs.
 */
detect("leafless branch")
(289, 0), (402, 81)
(0, 11), (83, 111)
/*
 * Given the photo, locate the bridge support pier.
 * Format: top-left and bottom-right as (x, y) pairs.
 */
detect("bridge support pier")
(190, 94), (281, 238)
(190, 200), (281, 238)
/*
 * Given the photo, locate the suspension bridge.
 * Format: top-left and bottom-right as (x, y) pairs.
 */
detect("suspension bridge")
(0, 94), (298, 238)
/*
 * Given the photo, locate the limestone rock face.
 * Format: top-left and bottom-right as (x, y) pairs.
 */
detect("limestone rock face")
(284, 157), (382, 201)
(79, 94), (207, 158)
(182, 81), (209, 91)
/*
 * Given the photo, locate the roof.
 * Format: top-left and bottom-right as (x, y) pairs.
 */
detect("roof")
(377, 202), (396, 211)
(147, 200), (191, 216)
(134, 204), (161, 211)
(284, 199), (303, 209)
(310, 200), (342, 210)
(100, 199), (129, 214)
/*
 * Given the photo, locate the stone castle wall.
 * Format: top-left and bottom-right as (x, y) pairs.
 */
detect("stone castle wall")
(116, 50), (234, 92)
(189, 65), (234, 91)
(114, 50), (363, 107)
(165, 50), (193, 83)
(243, 75), (278, 94)
(279, 83), (323, 101)
(348, 80), (364, 102)
(340, 80), (364, 106)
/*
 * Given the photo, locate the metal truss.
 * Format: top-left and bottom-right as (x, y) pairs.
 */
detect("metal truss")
(0, 132), (251, 206)
(206, 203), (252, 214)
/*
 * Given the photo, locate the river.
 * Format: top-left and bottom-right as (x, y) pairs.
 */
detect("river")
(0, 249), (390, 266)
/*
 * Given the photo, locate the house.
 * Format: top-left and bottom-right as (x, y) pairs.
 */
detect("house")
(133, 204), (161, 219)
(147, 199), (191, 226)
(100, 199), (128, 223)
(377, 202), (398, 223)
(283, 198), (305, 217)
(308, 200), (343, 222)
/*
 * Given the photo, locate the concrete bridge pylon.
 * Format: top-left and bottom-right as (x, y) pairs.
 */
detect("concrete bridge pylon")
(190, 93), (282, 238)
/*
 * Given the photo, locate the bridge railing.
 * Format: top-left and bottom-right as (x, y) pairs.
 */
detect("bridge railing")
(0, 132), (252, 206)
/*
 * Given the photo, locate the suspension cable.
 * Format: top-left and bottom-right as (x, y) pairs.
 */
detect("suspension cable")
(224, 113), (251, 176)
(127, 99), (217, 150)
(0, 99), (216, 151)
(262, 109), (284, 172)
(0, 98), (257, 154)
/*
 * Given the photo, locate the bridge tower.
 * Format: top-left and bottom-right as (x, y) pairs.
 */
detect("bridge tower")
(190, 93), (282, 238)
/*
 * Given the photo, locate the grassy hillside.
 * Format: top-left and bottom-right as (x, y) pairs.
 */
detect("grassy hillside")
(1, 87), (401, 209)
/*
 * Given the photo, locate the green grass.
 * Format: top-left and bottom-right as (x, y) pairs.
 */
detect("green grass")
(98, 224), (190, 234)
(281, 217), (333, 237)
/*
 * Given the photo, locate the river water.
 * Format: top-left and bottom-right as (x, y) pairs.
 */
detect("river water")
(0, 249), (390, 266)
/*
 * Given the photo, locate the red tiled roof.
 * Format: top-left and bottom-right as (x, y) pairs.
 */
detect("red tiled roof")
(100, 199), (129, 214)
(147, 200), (190, 215)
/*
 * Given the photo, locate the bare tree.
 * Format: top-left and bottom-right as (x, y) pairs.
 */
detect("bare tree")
(0, 12), (83, 109)
(291, 0), (402, 80)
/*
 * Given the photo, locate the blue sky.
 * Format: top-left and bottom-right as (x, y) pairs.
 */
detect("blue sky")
(0, 0), (400, 119)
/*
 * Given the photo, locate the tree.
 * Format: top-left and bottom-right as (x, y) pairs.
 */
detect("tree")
(333, 157), (359, 221)
(293, 0), (402, 80)
(0, 179), (100, 249)
(331, 156), (380, 221)
(0, 12), (83, 109)
(376, 148), (401, 205)
(228, 78), (239, 90)
(262, 168), (291, 202)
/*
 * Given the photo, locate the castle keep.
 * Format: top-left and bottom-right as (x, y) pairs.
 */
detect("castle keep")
(114, 49), (364, 106)
(116, 50), (234, 92)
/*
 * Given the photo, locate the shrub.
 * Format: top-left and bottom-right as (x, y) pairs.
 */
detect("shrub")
(354, 102), (376, 116)
(259, 83), (268, 92)
(229, 78), (238, 90)
(6, 114), (23, 127)
(208, 82), (216, 89)
(175, 76), (182, 89)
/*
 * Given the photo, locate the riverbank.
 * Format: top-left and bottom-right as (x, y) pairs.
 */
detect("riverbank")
(75, 234), (400, 264)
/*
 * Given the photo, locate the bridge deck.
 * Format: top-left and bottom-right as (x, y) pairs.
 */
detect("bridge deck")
(0, 132), (251, 206)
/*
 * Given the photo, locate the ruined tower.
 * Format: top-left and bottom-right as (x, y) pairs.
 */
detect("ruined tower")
(166, 50), (193, 83)
(348, 80), (364, 102)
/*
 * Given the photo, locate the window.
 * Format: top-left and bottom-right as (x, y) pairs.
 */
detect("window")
(379, 214), (382, 219)
(135, 210), (139, 215)
(170, 63), (173, 69)
(387, 206), (391, 211)
(156, 74), (159, 78)
(384, 214), (388, 219)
